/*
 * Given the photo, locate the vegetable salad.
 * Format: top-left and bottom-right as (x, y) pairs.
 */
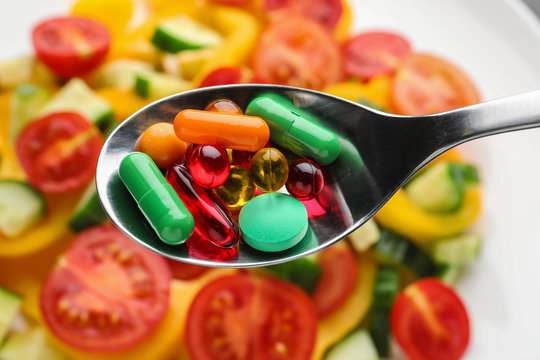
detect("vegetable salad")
(0, 0), (482, 359)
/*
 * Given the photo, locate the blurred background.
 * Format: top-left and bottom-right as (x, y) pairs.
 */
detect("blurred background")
(1, 0), (540, 359)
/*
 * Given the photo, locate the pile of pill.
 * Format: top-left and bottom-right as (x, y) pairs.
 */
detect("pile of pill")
(118, 93), (340, 257)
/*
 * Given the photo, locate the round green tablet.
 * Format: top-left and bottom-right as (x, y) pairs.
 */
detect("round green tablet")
(239, 193), (308, 252)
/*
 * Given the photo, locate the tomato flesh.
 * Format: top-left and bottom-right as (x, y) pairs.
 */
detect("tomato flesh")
(33, 16), (111, 78)
(312, 243), (358, 317)
(16, 112), (103, 193)
(391, 53), (481, 115)
(40, 225), (171, 353)
(343, 31), (411, 82)
(186, 274), (317, 360)
(265, 0), (343, 30)
(391, 278), (470, 360)
(253, 17), (342, 90)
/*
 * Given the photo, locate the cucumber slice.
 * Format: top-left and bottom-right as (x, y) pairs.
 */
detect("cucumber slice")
(430, 233), (482, 265)
(374, 229), (437, 278)
(90, 59), (153, 88)
(38, 78), (114, 131)
(372, 267), (399, 309)
(0, 181), (46, 238)
(9, 84), (50, 141)
(151, 15), (222, 53)
(438, 265), (464, 286)
(264, 257), (321, 295)
(0, 57), (33, 90)
(457, 163), (480, 185)
(405, 162), (465, 213)
(369, 267), (398, 357)
(348, 219), (380, 253)
(370, 310), (389, 358)
(0, 327), (65, 360)
(134, 70), (190, 100)
(68, 184), (107, 233)
(324, 329), (379, 360)
(0, 288), (22, 344)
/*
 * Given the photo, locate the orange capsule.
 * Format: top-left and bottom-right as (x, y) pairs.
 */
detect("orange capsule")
(174, 110), (270, 152)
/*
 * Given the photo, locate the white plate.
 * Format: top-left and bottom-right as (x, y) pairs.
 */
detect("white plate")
(2, 0), (540, 358)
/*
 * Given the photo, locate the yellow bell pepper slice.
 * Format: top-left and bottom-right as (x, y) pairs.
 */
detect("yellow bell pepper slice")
(311, 252), (376, 360)
(0, 233), (74, 320)
(323, 76), (392, 110)
(46, 268), (237, 360)
(96, 87), (152, 121)
(71, 0), (134, 37)
(193, 5), (259, 86)
(375, 187), (482, 244)
(333, 0), (352, 42)
(108, 2), (202, 65)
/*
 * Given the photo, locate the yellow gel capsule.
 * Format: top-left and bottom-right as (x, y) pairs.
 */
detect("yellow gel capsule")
(249, 148), (288, 192)
(214, 166), (255, 209)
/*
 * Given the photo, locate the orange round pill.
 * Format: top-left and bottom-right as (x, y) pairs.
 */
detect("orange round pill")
(140, 122), (187, 168)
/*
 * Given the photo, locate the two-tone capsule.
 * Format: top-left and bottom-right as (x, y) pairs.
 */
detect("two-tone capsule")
(119, 152), (194, 245)
(246, 93), (341, 165)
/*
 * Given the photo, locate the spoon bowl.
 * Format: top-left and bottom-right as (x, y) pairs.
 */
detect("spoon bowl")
(96, 84), (540, 267)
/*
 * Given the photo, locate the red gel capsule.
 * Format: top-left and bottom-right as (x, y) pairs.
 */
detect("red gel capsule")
(188, 144), (230, 188)
(186, 232), (239, 262)
(232, 149), (255, 169)
(286, 159), (324, 200)
(166, 165), (239, 248)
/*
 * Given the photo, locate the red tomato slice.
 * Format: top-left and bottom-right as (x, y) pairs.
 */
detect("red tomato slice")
(199, 67), (244, 88)
(391, 53), (481, 115)
(40, 225), (171, 353)
(391, 278), (470, 360)
(312, 243), (358, 318)
(166, 258), (209, 280)
(253, 17), (343, 90)
(265, 0), (343, 30)
(33, 16), (111, 78)
(343, 31), (411, 82)
(16, 112), (103, 194)
(186, 274), (317, 360)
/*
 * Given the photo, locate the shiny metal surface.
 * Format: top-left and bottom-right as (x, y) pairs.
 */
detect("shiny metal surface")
(96, 84), (540, 267)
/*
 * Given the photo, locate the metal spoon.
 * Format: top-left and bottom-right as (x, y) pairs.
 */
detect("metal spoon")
(96, 84), (540, 268)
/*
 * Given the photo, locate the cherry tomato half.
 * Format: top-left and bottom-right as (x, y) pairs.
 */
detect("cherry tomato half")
(391, 278), (470, 360)
(199, 67), (244, 88)
(167, 258), (209, 281)
(312, 243), (358, 318)
(265, 0), (343, 30)
(343, 31), (411, 82)
(391, 53), (481, 115)
(253, 17), (343, 90)
(33, 16), (111, 78)
(40, 225), (172, 353)
(16, 112), (103, 194)
(186, 274), (317, 360)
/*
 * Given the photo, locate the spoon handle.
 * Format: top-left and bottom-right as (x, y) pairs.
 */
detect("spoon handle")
(430, 90), (540, 149)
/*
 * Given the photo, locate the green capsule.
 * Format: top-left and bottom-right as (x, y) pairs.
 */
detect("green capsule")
(245, 93), (341, 165)
(118, 152), (194, 245)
